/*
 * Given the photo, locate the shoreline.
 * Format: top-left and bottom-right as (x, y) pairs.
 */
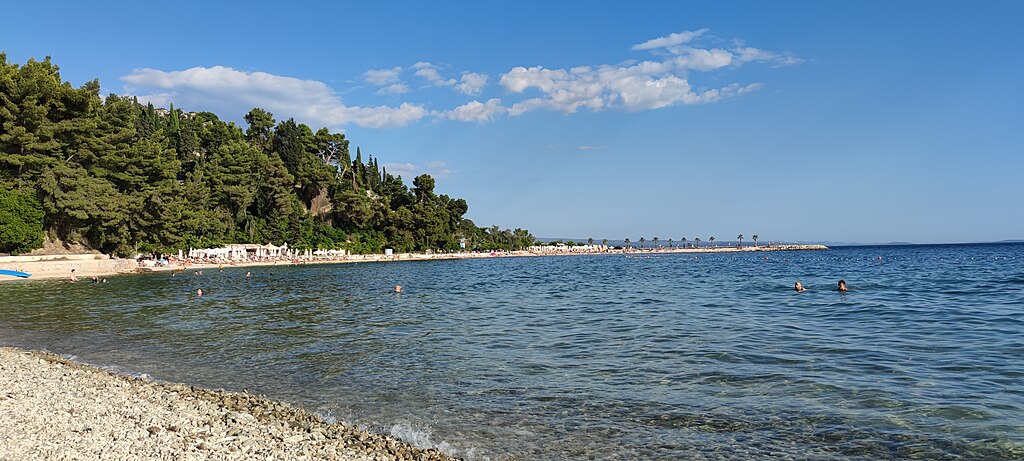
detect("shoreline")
(1, 244), (828, 281)
(0, 346), (459, 460)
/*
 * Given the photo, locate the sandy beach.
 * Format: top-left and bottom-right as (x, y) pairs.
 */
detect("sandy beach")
(1, 244), (828, 282)
(0, 346), (458, 461)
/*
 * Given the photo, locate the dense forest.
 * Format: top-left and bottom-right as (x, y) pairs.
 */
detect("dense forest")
(0, 54), (535, 256)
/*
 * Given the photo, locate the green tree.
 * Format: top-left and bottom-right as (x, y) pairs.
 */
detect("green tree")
(752, 234), (759, 247)
(737, 234), (743, 247)
(0, 54), (536, 258)
(273, 118), (312, 178)
(0, 186), (44, 254)
(412, 174), (435, 201)
(244, 108), (275, 151)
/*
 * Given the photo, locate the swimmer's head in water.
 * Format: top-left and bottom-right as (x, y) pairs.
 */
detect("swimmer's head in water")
(394, 285), (402, 293)
(837, 280), (848, 291)
(795, 281), (805, 291)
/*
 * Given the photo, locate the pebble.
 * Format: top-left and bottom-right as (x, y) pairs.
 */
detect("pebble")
(0, 346), (465, 461)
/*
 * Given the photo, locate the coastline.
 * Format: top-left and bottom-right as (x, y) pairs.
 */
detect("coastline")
(0, 244), (828, 281)
(0, 346), (458, 461)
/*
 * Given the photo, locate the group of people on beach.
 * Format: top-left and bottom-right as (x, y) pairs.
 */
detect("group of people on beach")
(794, 280), (848, 292)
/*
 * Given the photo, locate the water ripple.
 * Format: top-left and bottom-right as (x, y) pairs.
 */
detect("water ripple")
(2, 243), (1023, 460)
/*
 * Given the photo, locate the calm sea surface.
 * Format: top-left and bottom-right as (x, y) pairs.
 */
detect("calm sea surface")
(1, 244), (1022, 460)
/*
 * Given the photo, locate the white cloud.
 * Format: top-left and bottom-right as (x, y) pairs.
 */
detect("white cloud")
(376, 83), (410, 95)
(496, 28), (793, 116)
(499, 62), (733, 114)
(733, 44), (803, 67)
(363, 67), (402, 85)
(631, 28), (709, 51)
(383, 162), (417, 177)
(382, 161), (452, 178)
(578, 145), (598, 151)
(673, 48), (733, 71)
(120, 29), (795, 129)
(122, 66), (427, 129)
(413, 62), (457, 87)
(444, 98), (506, 123)
(455, 72), (488, 95)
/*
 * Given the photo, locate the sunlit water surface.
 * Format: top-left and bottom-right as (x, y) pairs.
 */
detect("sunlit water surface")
(2, 244), (1022, 460)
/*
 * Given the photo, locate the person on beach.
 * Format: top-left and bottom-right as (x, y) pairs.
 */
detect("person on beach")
(836, 280), (848, 292)
(794, 281), (806, 292)
(69, 269), (77, 283)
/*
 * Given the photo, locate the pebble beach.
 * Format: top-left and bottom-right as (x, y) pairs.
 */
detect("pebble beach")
(0, 347), (459, 461)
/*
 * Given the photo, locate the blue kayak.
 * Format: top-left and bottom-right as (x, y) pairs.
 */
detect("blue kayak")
(0, 269), (31, 278)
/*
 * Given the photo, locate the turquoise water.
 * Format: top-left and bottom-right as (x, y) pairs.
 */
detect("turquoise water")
(2, 244), (1022, 459)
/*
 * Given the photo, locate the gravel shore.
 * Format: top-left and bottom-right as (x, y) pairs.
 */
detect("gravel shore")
(0, 347), (460, 461)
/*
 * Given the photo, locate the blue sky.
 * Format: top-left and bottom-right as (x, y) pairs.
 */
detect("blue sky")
(3, 1), (1022, 243)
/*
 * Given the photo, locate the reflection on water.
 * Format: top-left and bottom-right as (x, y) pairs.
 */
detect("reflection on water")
(2, 244), (1023, 460)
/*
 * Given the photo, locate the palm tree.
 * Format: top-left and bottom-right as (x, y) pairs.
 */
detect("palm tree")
(752, 234), (758, 247)
(668, 238), (674, 248)
(653, 237), (660, 249)
(624, 238), (631, 249)
(737, 234), (744, 247)
(639, 237), (646, 250)
(709, 236), (715, 246)
(694, 237), (701, 248)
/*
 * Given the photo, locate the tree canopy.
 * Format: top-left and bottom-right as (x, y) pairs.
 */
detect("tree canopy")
(0, 54), (534, 256)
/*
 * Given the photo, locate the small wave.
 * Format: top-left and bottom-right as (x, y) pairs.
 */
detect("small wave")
(389, 422), (473, 459)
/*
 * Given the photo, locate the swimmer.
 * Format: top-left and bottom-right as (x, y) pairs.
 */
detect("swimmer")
(794, 281), (806, 292)
(69, 269), (77, 283)
(196, 288), (204, 297)
(393, 285), (403, 293)
(245, 271), (251, 277)
(837, 280), (848, 292)
(101, 278), (108, 283)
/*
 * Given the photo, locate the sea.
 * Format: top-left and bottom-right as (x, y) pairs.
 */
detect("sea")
(1, 243), (1022, 460)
